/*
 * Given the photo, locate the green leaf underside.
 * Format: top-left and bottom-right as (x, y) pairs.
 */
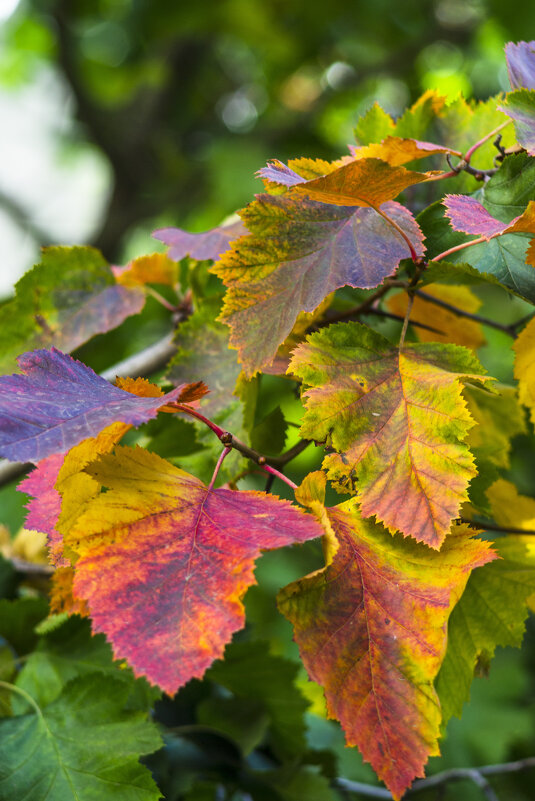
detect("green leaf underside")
(289, 322), (487, 548)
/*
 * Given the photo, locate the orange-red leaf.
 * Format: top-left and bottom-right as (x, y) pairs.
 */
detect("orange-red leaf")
(289, 322), (489, 547)
(278, 474), (494, 799)
(62, 446), (324, 694)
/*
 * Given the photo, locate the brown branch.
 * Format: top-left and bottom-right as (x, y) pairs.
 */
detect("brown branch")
(414, 290), (520, 337)
(461, 517), (535, 536)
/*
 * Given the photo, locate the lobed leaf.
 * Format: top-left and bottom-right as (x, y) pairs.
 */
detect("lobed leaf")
(60, 446), (324, 694)
(349, 136), (459, 166)
(290, 322), (489, 547)
(153, 219), (247, 261)
(0, 348), (206, 463)
(0, 675), (162, 801)
(278, 474), (494, 799)
(444, 193), (535, 239)
(214, 194), (424, 375)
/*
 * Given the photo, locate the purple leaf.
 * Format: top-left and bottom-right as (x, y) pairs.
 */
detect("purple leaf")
(0, 348), (198, 463)
(505, 41), (535, 90)
(153, 220), (247, 261)
(444, 194), (535, 239)
(257, 160), (306, 186)
(499, 90), (535, 157)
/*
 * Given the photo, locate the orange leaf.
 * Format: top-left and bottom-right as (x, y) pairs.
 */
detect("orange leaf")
(62, 446), (324, 694)
(279, 473), (495, 799)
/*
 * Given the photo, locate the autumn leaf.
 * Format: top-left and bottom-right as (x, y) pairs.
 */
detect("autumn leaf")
(0, 246), (146, 375)
(444, 194), (535, 238)
(112, 253), (179, 287)
(0, 348), (206, 463)
(213, 191), (424, 375)
(153, 218), (247, 261)
(289, 321), (489, 547)
(59, 446), (324, 694)
(505, 40), (535, 90)
(349, 136), (459, 166)
(386, 284), (486, 349)
(278, 472), (494, 800)
(514, 315), (535, 424)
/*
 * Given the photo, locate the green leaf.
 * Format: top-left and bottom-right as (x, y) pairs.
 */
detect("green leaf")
(0, 246), (145, 374)
(499, 89), (535, 156)
(206, 640), (309, 759)
(0, 597), (49, 655)
(250, 405), (287, 455)
(483, 153), (535, 222)
(15, 616), (159, 712)
(197, 695), (269, 755)
(0, 674), (162, 801)
(435, 537), (535, 725)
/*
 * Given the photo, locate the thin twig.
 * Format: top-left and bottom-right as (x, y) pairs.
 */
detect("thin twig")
(398, 293), (415, 346)
(268, 439), (311, 466)
(335, 756), (535, 799)
(208, 447), (232, 490)
(260, 463), (297, 490)
(414, 290), (519, 337)
(464, 120), (512, 163)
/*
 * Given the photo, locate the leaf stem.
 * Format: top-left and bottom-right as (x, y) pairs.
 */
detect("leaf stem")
(373, 206), (420, 263)
(0, 680), (42, 717)
(398, 293), (415, 347)
(260, 463), (297, 490)
(208, 447), (232, 490)
(433, 236), (487, 263)
(145, 286), (179, 312)
(464, 120), (512, 163)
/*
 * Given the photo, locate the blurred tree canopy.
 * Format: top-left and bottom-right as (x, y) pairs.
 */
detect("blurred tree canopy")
(1, 0), (535, 267)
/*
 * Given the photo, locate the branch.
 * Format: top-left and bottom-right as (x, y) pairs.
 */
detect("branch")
(335, 756), (535, 799)
(0, 334), (177, 489)
(414, 290), (521, 337)
(461, 517), (535, 536)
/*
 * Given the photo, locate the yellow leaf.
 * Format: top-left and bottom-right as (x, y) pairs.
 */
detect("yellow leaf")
(514, 316), (535, 423)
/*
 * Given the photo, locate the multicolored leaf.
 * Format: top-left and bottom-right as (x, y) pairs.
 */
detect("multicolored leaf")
(0, 674), (162, 801)
(0, 246), (145, 375)
(153, 219), (247, 261)
(289, 322), (489, 547)
(505, 40), (535, 90)
(444, 194), (535, 238)
(259, 157), (434, 206)
(499, 90), (535, 157)
(0, 348), (206, 463)
(278, 473), (494, 799)
(213, 193), (424, 375)
(60, 446), (324, 694)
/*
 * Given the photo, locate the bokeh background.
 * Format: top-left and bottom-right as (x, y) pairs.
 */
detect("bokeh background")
(2, 2), (535, 798)
(0, 0), (532, 297)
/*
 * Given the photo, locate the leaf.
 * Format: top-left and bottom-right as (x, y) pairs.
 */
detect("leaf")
(153, 219), (247, 261)
(483, 152), (535, 222)
(514, 313), (535, 424)
(0, 674), (162, 801)
(0, 597), (49, 655)
(289, 321), (488, 547)
(349, 136), (459, 166)
(444, 193), (535, 238)
(386, 284), (486, 349)
(60, 446), (324, 694)
(505, 40), (535, 89)
(112, 253), (179, 287)
(354, 91), (446, 146)
(213, 193), (424, 375)
(464, 384), (525, 470)
(0, 246), (145, 375)
(436, 525), (535, 724)
(259, 157), (434, 207)
(419, 198), (535, 302)
(278, 473), (494, 800)
(0, 348), (206, 463)
(499, 90), (535, 156)
(206, 640), (309, 759)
